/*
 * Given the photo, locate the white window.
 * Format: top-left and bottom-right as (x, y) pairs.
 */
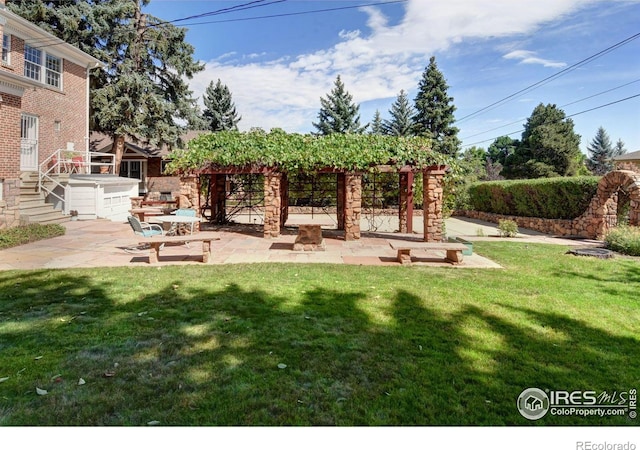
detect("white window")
(1, 34), (9, 64)
(23, 44), (62, 88)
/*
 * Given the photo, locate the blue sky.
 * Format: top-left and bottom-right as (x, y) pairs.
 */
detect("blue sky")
(144, 0), (640, 154)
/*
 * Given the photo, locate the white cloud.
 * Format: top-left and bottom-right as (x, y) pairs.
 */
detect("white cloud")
(189, 0), (607, 132)
(503, 50), (567, 68)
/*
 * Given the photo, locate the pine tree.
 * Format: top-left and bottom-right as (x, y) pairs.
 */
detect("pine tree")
(587, 127), (615, 175)
(8, 0), (204, 171)
(312, 75), (367, 135)
(614, 139), (627, 157)
(203, 79), (241, 132)
(369, 110), (384, 135)
(412, 56), (460, 156)
(382, 90), (415, 136)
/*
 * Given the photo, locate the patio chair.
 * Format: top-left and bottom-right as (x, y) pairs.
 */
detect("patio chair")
(127, 215), (164, 237)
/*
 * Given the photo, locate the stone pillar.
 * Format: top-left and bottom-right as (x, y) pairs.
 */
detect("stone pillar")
(423, 168), (446, 242)
(179, 175), (201, 231)
(344, 172), (361, 241)
(399, 172), (414, 234)
(263, 172), (282, 238)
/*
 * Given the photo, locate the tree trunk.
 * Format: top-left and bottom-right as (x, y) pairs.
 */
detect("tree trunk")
(113, 134), (125, 175)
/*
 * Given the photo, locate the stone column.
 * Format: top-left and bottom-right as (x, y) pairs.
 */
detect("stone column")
(423, 168), (446, 242)
(344, 172), (361, 241)
(399, 172), (414, 234)
(179, 175), (201, 232)
(263, 172), (282, 238)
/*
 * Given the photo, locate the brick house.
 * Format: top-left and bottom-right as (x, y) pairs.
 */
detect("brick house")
(613, 150), (640, 173)
(90, 130), (207, 199)
(0, 0), (102, 227)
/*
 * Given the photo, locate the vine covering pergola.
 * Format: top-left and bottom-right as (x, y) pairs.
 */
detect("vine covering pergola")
(166, 129), (456, 241)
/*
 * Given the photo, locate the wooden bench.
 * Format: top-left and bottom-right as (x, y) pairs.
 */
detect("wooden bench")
(139, 233), (220, 264)
(388, 241), (468, 266)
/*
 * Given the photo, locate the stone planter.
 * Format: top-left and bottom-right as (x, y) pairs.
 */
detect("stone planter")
(447, 236), (473, 256)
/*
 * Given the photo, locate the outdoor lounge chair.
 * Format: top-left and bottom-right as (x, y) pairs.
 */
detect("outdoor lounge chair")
(127, 215), (164, 237)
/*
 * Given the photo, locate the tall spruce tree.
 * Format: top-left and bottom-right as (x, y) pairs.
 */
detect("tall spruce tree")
(8, 0), (204, 173)
(587, 126), (615, 175)
(382, 90), (415, 136)
(312, 75), (367, 135)
(614, 139), (627, 157)
(203, 79), (241, 132)
(369, 110), (384, 135)
(412, 56), (460, 156)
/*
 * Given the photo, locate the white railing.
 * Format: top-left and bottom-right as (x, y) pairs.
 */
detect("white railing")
(38, 149), (117, 212)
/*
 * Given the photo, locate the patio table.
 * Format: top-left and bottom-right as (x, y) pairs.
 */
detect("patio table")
(151, 215), (202, 235)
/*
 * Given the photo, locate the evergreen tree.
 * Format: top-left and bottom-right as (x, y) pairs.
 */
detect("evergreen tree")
(312, 75), (367, 135)
(8, 0), (204, 172)
(487, 136), (519, 166)
(382, 90), (415, 136)
(586, 127), (614, 175)
(203, 79), (241, 131)
(614, 139), (627, 157)
(412, 56), (460, 156)
(504, 103), (582, 178)
(369, 110), (384, 135)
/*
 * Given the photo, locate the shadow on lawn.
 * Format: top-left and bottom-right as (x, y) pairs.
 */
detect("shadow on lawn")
(0, 270), (637, 426)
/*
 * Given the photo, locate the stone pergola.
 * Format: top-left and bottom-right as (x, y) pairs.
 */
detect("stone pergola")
(179, 164), (449, 242)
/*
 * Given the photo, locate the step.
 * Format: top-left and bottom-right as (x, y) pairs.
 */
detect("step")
(19, 203), (61, 216)
(20, 209), (70, 224)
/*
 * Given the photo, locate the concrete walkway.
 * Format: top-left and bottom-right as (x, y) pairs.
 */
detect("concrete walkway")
(0, 216), (602, 271)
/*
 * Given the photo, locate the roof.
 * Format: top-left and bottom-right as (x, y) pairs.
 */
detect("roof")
(613, 150), (640, 161)
(90, 131), (208, 159)
(0, 4), (102, 68)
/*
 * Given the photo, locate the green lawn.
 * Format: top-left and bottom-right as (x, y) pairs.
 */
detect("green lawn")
(0, 242), (638, 425)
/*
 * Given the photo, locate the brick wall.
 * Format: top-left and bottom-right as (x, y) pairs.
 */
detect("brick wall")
(0, 92), (21, 179)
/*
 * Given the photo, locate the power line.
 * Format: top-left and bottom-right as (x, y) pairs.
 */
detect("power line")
(455, 31), (640, 124)
(150, 0), (287, 27)
(169, 0), (408, 27)
(459, 78), (640, 141)
(462, 93), (640, 148)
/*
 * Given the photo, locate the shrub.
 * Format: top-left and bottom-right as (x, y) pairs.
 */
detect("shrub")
(467, 176), (600, 219)
(604, 225), (640, 256)
(0, 223), (66, 250)
(498, 219), (519, 237)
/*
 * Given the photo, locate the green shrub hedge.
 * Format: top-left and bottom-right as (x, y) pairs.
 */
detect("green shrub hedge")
(0, 223), (66, 250)
(467, 176), (600, 219)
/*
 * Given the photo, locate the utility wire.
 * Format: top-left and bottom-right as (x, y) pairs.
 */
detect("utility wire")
(459, 78), (640, 141)
(169, 0), (407, 27)
(455, 31), (640, 124)
(462, 93), (640, 148)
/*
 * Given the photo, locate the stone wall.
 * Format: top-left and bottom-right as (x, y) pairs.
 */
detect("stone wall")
(178, 176), (201, 232)
(459, 170), (640, 239)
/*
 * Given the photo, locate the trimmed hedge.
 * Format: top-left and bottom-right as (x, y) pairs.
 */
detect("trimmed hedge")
(467, 176), (600, 220)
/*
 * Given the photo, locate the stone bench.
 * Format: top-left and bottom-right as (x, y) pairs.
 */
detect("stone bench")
(139, 233), (220, 264)
(293, 224), (325, 251)
(388, 241), (468, 266)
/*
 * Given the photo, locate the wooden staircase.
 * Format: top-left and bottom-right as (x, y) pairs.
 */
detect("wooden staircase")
(15, 172), (71, 225)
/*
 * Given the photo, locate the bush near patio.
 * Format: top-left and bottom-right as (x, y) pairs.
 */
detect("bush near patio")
(0, 224), (65, 250)
(605, 225), (640, 256)
(467, 177), (599, 219)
